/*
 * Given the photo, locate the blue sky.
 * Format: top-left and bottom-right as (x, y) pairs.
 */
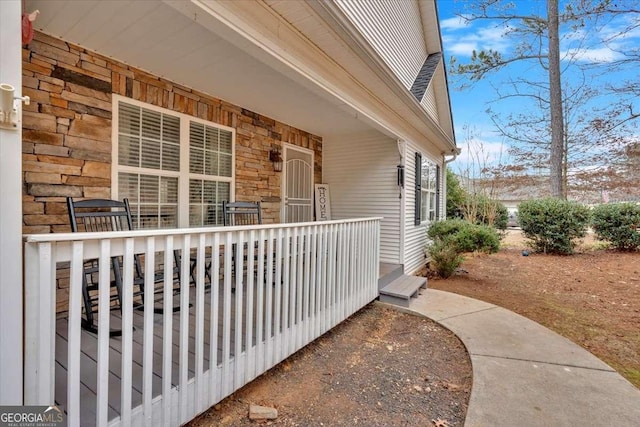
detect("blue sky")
(436, 0), (640, 173)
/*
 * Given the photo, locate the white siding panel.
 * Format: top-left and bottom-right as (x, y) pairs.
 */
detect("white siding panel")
(403, 141), (443, 274)
(335, 0), (427, 90)
(421, 83), (439, 123)
(323, 133), (401, 264)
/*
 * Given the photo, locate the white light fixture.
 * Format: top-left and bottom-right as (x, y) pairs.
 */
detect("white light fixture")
(0, 83), (30, 131)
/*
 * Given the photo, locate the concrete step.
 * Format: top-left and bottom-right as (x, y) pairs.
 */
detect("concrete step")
(378, 263), (404, 290)
(379, 274), (427, 307)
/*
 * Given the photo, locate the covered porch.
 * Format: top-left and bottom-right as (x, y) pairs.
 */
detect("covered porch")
(2, 1), (447, 425)
(25, 219), (380, 425)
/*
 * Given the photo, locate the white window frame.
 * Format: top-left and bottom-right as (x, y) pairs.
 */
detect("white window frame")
(419, 156), (438, 224)
(112, 94), (235, 228)
(414, 152), (442, 226)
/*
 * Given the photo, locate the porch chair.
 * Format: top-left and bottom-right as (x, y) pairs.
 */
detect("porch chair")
(190, 201), (264, 285)
(222, 201), (262, 226)
(223, 201), (264, 285)
(67, 197), (182, 335)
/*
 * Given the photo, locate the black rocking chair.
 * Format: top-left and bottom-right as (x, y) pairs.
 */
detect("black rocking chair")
(67, 197), (182, 335)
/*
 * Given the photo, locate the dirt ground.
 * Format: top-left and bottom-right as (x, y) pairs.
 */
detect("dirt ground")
(430, 229), (640, 388)
(188, 304), (472, 426)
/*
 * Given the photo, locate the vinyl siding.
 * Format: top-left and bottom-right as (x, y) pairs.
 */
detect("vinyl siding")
(403, 140), (444, 274)
(335, 0), (427, 90)
(323, 132), (401, 264)
(421, 82), (439, 123)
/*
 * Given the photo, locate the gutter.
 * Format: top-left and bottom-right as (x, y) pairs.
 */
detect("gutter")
(444, 147), (461, 164)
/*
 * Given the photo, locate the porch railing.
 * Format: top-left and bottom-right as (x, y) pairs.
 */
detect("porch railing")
(23, 217), (380, 426)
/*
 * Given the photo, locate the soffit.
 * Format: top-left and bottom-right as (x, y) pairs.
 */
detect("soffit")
(24, 0), (372, 137)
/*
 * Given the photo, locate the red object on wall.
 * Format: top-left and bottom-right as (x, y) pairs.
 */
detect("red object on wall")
(22, 14), (34, 45)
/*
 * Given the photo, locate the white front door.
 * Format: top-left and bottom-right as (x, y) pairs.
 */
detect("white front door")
(283, 144), (313, 223)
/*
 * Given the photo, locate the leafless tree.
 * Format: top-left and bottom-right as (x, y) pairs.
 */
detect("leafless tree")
(448, 0), (640, 199)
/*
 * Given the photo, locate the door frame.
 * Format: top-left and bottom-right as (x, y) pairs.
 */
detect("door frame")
(281, 143), (315, 223)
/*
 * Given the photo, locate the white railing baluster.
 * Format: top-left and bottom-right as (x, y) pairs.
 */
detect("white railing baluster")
(179, 234), (190, 424)
(340, 224), (347, 314)
(281, 227), (290, 362)
(97, 240), (111, 427)
(312, 225), (323, 339)
(328, 224), (337, 328)
(222, 232), (232, 397)
(161, 236), (174, 427)
(233, 230), (243, 389)
(195, 233), (205, 414)
(304, 227), (313, 344)
(121, 238), (135, 427)
(321, 225), (329, 332)
(255, 229), (265, 378)
(274, 228), (283, 364)
(209, 232), (221, 405)
(265, 228), (275, 370)
(348, 222), (356, 315)
(142, 238), (155, 427)
(67, 241), (83, 427)
(290, 227), (299, 353)
(245, 229), (255, 381)
(296, 228), (305, 351)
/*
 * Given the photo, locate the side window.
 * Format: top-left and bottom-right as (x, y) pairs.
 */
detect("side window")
(414, 152), (439, 225)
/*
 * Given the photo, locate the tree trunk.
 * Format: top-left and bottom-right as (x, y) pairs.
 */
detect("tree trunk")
(547, 0), (565, 198)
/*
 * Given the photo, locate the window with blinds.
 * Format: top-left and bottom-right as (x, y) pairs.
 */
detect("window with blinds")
(115, 98), (234, 229)
(189, 122), (233, 227)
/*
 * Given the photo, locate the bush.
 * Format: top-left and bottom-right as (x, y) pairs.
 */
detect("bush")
(455, 223), (501, 253)
(518, 198), (591, 255)
(428, 239), (464, 279)
(428, 219), (500, 254)
(591, 203), (640, 251)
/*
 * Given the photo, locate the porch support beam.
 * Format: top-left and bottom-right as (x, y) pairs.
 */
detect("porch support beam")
(0, 0), (24, 405)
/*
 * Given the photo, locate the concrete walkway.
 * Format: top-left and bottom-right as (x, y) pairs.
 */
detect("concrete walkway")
(408, 289), (640, 427)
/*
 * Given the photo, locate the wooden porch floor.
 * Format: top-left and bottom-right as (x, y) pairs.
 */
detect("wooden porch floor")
(54, 281), (264, 426)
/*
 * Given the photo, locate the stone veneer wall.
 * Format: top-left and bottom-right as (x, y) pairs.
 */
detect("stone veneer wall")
(22, 31), (322, 234)
(22, 31), (322, 313)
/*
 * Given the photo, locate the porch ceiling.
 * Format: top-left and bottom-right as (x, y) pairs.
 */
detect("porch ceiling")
(25, 0), (374, 138)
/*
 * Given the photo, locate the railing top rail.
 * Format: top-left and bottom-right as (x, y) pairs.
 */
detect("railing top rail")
(24, 217), (383, 244)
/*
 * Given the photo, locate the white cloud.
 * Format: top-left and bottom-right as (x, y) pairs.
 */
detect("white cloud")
(442, 23), (512, 57)
(440, 16), (467, 31)
(562, 46), (625, 63)
(447, 42), (479, 56)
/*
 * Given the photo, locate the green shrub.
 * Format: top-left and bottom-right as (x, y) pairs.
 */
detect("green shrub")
(591, 203), (640, 251)
(454, 223), (501, 253)
(518, 198), (591, 254)
(428, 239), (464, 278)
(428, 219), (500, 254)
(428, 219), (470, 239)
